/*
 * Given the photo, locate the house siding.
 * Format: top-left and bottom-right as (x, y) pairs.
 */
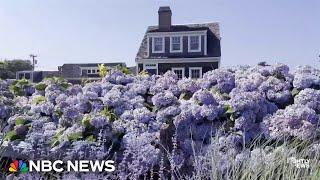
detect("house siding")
(207, 30), (221, 57)
(60, 64), (82, 78)
(16, 71), (60, 83)
(158, 62), (219, 77)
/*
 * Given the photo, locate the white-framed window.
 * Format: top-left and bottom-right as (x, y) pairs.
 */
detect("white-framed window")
(172, 67), (185, 79)
(82, 67), (99, 75)
(170, 36), (182, 53)
(189, 67), (202, 79)
(188, 35), (201, 52)
(152, 37), (165, 53)
(143, 63), (158, 75)
(18, 72), (31, 80)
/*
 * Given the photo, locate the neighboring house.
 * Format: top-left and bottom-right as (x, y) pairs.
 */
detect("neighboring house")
(16, 62), (126, 84)
(136, 6), (221, 79)
(128, 66), (137, 75)
(58, 63), (126, 84)
(16, 70), (59, 83)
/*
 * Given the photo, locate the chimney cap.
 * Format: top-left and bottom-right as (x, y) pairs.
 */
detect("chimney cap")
(158, 6), (171, 13)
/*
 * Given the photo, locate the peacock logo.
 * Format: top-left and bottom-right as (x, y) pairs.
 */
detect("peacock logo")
(9, 160), (28, 173)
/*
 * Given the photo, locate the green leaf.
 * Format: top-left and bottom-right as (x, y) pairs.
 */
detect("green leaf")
(60, 83), (69, 90)
(32, 96), (46, 105)
(50, 139), (60, 147)
(82, 115), (92, 127)
(179, 92), (192, 100)
(291, 88), (300, 97)
(15, 118), (26, 125)
(224, 104), (235, 114)
(68, 132), (83, 142)
(98, 64), (108, 78)
(86, 135), (96, 142)
(4, 130), (19, 141)
(35, 83), (47, 91)
(54, 109), (63, 117)
(143, 102), (154, 111)
(10, 85), (22, 96)
(101, 107), (117, 122)
(16, 79), (30, 86)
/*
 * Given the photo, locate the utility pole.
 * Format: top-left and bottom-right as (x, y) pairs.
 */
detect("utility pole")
(30, 54), (37, 71)
(29, 54), (37, 82)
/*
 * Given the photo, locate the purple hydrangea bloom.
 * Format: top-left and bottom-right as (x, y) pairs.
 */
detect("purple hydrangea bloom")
(0, 105), (11, 119)
(258, 76), (292, 105)
(149, 71), (178, 95)
(90, 115), (109, 128)
(200, 104), (224, 121)
(83, 82), (102, 96)
(0, 80), (8, 91)
(102, 88), (123, 107)
(60, 107), (83, 126)
(202, 68), (235, 93)
(156, 105), (181, 122)
(120, 132), (161, 177)
(128, 83), (148, 95)
(45, 89), (62, 103)
(192, 89), (217, 105)
(133, 107), (154, 123)
(66, 84), (83, 96)
(262, 104), (320, 140)
(104, 70), (134, 85)
(293, 66), (320, 89)
(152, 91), (178, 108)
(24, 85), (35, 96)
(177, 78), (200, 93)
(40, 102), (54, 116)
(294, 88), (320, 111)
(55, 94), (68, 104)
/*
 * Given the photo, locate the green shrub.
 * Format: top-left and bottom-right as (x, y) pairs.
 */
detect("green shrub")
(35, 83), (47, 91)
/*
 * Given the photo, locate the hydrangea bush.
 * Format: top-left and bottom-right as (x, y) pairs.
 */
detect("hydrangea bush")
(0, 63), (320, 179)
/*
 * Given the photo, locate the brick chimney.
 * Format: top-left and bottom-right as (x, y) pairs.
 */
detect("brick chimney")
(158, 6), (172, 30)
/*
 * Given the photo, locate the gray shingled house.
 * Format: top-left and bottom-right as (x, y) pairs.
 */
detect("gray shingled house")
(16, 70), (60, 83)
(16, 62), (126, 84)
(136, 6), (221, 79)
(58, 63), (126, 83)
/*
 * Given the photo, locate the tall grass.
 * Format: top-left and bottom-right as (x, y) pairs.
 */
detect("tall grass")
(185, 136), (320, 180)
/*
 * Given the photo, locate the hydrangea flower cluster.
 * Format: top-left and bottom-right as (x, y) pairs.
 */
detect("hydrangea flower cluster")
(1, 64), (320, 179)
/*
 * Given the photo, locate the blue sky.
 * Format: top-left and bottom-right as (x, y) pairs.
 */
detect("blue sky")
(0, 0), (319, 70)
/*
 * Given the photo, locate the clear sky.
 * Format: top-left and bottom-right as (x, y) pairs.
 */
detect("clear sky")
(0, 0), (319, 70)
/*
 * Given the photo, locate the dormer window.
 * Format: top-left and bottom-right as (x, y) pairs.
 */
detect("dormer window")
(188, 35), (201, 52)
(152, 37), (165, 53)
(170, 36), (182, 52)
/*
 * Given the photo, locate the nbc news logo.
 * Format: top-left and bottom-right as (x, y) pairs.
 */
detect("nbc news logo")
(8, 159), (115, 173)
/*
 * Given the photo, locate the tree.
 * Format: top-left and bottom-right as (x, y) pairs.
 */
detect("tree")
(0, 59), (33, 79)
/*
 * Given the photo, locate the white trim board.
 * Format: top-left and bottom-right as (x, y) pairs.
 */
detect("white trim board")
(147, 30), (207, 37)
(136, 57), (220, 63)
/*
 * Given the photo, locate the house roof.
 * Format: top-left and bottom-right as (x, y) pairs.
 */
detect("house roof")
(61, 63), (126, 67)
(136, 23), (220, 61)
